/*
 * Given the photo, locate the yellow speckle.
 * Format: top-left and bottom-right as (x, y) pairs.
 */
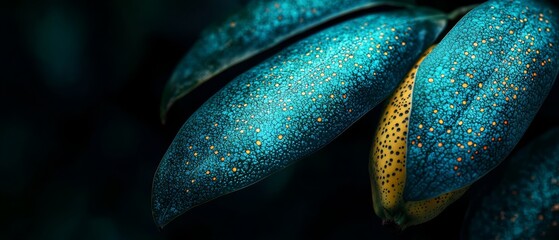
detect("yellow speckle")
(438, 143), (443, 147)
(256, 140), (262, 146)
(419, 124), (423, 129)
(317, 117), (322, 122)
(433, 109), (438, 113)
(429, 127), (434, 132)
(467, 128), (472, 134)
(205, 170), (210, 175)
(256, 128), (261, 133)
(417, 143), (423, 148)
(428, 78), (434, 83)
(278, 135), (283, 140)
(232, 167), (237, 172)
(245, 150), (251, 154)
(439, 119), (444, 124)
(210, 145), (214, 150)
(478, 83), (483, 88)
(462, 83), (468, 88)
(194, 152), (198, 157)
(467, 141), (473, 146)
(457, 157), (462, 162)
(459, 121), (463, 125)
(480, 127), (485, 132)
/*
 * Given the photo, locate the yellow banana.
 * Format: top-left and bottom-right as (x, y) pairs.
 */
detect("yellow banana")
(369, 46), (468, 229)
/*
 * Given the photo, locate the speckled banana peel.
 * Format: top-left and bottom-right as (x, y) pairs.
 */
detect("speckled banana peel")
(370, 46), (469, 229)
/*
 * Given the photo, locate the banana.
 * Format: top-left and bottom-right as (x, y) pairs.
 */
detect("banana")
(370, 46), (468, 229)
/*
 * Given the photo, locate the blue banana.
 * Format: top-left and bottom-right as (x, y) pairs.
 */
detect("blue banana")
(152, 8), (446, 227)
(370, 0), (559, 228)
(404, 0), (559, 201)
(464, 128), (559, 240)
(160, 0), (414, 122)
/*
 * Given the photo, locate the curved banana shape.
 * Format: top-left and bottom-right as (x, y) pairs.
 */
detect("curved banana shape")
(371, 0), (559, 228)
(464, 128), (559, 240)
(160, 0), (414, 122)
(403, 0), (559, 201)
(153, 8), (446, 227)
(370, 46), (468, 229)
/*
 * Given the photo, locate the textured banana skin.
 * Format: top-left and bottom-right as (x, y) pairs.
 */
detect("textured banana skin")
(370, 46), (468, 229)
(153, 9), (446, 227)
(404, 0), (559, 201)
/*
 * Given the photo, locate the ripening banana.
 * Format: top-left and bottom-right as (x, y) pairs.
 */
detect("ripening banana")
(370, 0), (559, 228)
(370, 46), (469, 229)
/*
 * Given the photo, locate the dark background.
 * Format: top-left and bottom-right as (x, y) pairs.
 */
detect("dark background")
(3, 0), (558, 239)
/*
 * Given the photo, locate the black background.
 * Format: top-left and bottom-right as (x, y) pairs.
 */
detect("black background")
(3, 0), (558, 239)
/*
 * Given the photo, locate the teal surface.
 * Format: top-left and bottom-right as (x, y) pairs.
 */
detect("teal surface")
(465, 128), (559, 240)
(160, 0), (414, 121)
(404, 0), (559, 201)
(152, 8), (446, 227)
